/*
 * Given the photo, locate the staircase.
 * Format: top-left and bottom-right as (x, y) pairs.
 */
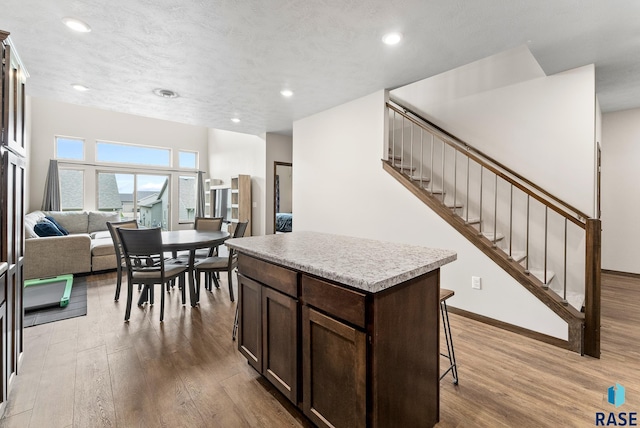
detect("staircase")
(383, 100), (601, 357)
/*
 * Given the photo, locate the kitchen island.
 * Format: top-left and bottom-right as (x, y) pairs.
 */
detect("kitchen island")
(226, 231), (456, 428)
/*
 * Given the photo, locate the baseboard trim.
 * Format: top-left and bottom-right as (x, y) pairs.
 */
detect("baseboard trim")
(602, 269), (640, 279)
(447, 306), (570, 350)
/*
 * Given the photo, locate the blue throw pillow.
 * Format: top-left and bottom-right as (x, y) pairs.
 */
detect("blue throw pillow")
(45, 215), (69, 235)
(34, 218), (64, 237)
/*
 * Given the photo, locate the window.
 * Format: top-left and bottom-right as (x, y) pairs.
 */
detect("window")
(179, 176), (197, 222)
(97, 172), (170, 230)
(59, 169), (84, 211)
(96, 141), (170, 167)
(56, 137), (84, 160)
(179, 151), (197, 169)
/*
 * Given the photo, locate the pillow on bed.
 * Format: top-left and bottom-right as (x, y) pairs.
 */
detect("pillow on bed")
(45, 215), (69, 235)
(34, 218), (65, 237)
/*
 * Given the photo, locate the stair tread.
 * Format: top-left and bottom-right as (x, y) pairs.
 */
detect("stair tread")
(528, 269), (556, 285)
(445, 201), (464, 209)
(481, 231), (504, 241)
(410, 175), (431, 182)
(394, 164), (417, 171)
(464, 217), (481, 225)
(508, 250), (527, 263)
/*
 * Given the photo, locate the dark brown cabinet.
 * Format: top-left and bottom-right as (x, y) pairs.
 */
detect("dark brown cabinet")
(262, 285), (298, 402)
(0, 30), (27, 414)
(238, 274), (262, 371)
(237, 255), (299, 403)
(0, 263), (7, 405)
(302, 306), (366, 428)
(236, 252), (442, 427)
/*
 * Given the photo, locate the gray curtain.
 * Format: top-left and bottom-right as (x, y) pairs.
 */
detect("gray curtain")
(42, 159), (61, 211)
(195, 171), (206, 218)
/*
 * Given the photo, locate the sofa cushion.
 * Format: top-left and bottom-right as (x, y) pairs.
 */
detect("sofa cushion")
(88, 212), (120, 234)
(45, 215), (69, 235)
(47, 211), (89, 234)
(91, 237), (117, 256)
(25, 211), (46, 239)
(91, 230), (112, 240)
(34, 218), (64, 237)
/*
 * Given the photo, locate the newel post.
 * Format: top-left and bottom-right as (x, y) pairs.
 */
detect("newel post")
(584, 218), (601, 358)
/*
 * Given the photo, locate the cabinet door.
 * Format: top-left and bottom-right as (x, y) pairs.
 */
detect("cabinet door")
(262, 286), (298, 403)
(302, 306), (366, 428)
(0, 299), (6, 404)
(237, 274), (262, 372)
(2, 44), (27, 156)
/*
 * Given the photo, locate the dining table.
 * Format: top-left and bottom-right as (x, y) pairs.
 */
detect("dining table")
(161, 229), (230, 307)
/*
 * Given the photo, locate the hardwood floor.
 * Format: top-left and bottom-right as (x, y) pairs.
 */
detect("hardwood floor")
(0, 271), (638, 427)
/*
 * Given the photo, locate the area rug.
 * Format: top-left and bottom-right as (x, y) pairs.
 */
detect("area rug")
(24, 276), (87, 327)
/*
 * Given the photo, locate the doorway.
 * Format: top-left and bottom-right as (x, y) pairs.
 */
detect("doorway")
(274, 162), (293, 233)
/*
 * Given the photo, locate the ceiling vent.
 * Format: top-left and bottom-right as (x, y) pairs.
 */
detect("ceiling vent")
(153, 88), (178, 99)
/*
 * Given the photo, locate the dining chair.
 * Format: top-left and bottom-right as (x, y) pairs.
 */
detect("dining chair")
(118, 227), (188, 322)
(173, 216), (224, 261)
(194, 216), (224, 256)
(107, 219), (139, 301)
(195, 220), (248, 302)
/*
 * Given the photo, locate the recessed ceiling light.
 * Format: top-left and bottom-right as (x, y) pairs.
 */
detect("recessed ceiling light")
(382, 32), (402, 46)
(62, 17), (92, 33)
(72, 84), (89, 92)
(280, 89), (294, 98)
(231, 118), (241, 123)
(153, 88), (179, 98)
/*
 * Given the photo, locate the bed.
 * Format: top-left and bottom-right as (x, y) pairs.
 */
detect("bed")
(276, 213), (293, 233)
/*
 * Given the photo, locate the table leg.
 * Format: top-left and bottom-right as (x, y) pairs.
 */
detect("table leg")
(188, 249), (198, 307)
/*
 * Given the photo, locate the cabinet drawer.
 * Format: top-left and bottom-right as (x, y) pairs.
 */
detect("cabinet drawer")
(301, 275), (366, 329)
(238, 254), (298, 298)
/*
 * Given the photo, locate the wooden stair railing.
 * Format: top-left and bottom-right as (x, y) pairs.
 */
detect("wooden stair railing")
(384, 100), (600, 357)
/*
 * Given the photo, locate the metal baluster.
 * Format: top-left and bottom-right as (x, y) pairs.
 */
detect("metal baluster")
(493, 174), (498, 247)
(401, 116), (404, 168)
(465, 155), (470, 223)
(420, 128), (424, 188)
(543, 207), (548, 289)
(478, 166), (484, 235)
(563, 218), (568, 305)
(430, 135), (434, 192)
(525, 195), (530, 274)
(441, 140), (446, 202)
(391, 110), (395, 161)
(453, 149), (458, 214)
(410, 124), (413, 177)
(508, 184), (513, 259)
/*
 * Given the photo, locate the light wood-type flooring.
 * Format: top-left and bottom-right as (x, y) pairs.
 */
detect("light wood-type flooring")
(0, 271), (638, 427)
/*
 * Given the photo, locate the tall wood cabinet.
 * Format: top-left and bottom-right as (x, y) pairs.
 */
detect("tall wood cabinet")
(0, 30), (27, 414)
(230, 174), (251, 236)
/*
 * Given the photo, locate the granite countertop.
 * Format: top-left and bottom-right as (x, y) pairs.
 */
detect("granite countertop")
(226, 231), (456, 293)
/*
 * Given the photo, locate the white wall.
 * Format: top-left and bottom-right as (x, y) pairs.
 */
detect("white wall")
(293, 90), (567, 339)
(265, 133), (293, 234)
(601, 108), (640, 273)
(391, 48), (597, 217)
(28, 97), (209, 230)
(208, 128), (267, 236)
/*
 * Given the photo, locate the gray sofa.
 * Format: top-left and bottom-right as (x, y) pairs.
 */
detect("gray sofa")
(24, 210), (120, 280)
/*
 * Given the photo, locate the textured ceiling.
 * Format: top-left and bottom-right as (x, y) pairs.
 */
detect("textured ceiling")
(1, 0), (639, 135)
